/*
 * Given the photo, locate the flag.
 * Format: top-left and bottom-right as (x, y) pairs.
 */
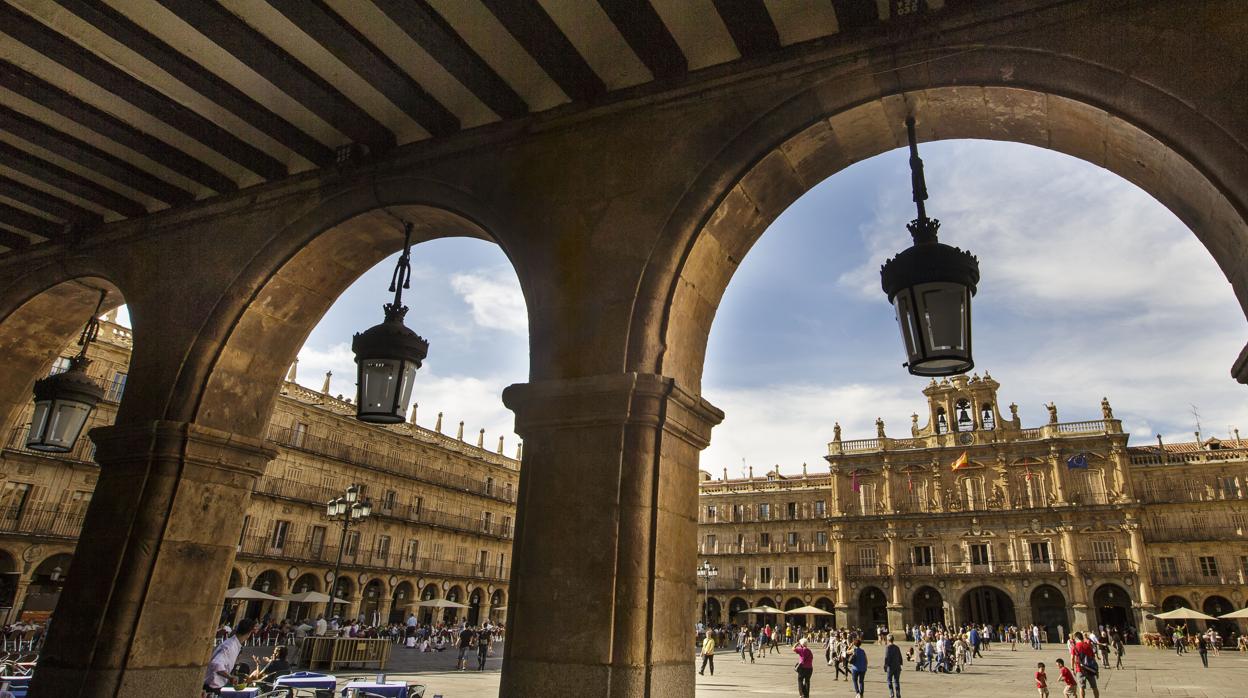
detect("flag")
(1024, 466), (1033, 481)
(907, 474), (914, 493)
(1066, 453), (1089, 469)
(851, 471), (861, 493)
(951, 451), (969, 471)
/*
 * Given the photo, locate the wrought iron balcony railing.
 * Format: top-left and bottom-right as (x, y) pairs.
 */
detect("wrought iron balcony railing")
(236, 534), (509, 582)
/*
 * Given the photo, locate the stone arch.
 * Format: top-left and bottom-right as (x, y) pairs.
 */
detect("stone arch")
(959, 584), (1017, 627)
(1158, 594), (1195, 634)
(467, 586), (486, 626)
(645, 72), (1248, 393)
(489, 588), (506, 623)
(288, 572), (321, 622)
(912, 585), (946, 626)
(857, 586), (888, 638)
(727, 596), (749, 622)
(813, 597), (835, 629)
(703, 597), (721, 626)
(330, 576), (356, 619)
(444, 584), (464, 624)
(1092, 583), (1132, 633)
(1030, 584), (1068, 643)
(419, 582), (439, 625)
(389, 581), (415, 624)
(1202, 595), (1236, 641)
(360, 578), (386, 624)
(245, 569), (285, 621)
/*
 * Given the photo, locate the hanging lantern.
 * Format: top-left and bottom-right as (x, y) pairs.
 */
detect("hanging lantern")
(352, 222), (428, 423)
(881, 117), (980, 377)
(26, 292), (107, 453)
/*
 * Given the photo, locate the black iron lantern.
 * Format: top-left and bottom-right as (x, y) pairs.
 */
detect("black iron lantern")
(352, 223), (429, 423)
(26, 291), (107, 452)
(880, 117), (980, 376)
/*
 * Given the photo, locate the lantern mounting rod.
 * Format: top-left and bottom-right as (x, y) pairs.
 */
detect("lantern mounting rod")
(905, 116), (939, 245)
(386, 222), (414, 319)
(72, 289), (107, 364)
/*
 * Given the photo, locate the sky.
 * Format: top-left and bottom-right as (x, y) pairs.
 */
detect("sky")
(248, 139), (1245, 476)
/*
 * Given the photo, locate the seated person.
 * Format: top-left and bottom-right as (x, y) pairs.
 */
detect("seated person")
(245, 646), (292, 690)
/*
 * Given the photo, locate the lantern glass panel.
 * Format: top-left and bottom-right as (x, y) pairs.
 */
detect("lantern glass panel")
(27, 398), (93, 452)
(915, 282), (968, 353)
(359, 359), (401, 414)
(891, 289), (920, 361)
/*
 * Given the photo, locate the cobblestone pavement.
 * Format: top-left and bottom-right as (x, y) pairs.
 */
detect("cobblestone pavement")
(247, 641), (1248, 696)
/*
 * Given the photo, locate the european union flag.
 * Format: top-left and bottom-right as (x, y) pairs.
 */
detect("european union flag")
(1066, 453), (1089, 469)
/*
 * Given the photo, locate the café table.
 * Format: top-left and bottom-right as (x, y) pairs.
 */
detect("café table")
(340, 679), (408, 697)
(275, 672), (338, 691)
(218, 687), (260, 697)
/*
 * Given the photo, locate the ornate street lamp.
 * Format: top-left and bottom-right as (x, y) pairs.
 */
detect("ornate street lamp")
(880, 117), (980, 377)
(696, 559), (718, 629)
(27, 291), (107, 452)
(325, 484), (372, 618)
(352, 222), (428, 423)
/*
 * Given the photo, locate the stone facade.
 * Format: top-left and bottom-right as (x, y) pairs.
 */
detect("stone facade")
(0, 316), (516, 628)
(697, 374), (1248, 640)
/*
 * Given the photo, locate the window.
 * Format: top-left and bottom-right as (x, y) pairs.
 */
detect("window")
(455, 546), (467, 563)
(912, 545), (933, 567)
(814, 500), (826, 517)
(344, 530), (360, 557)
(969, 543), (990, 566)
(497, 553), (506, 576)
(954, 399), (973, 431)
(377, 534), (391, 562)
(1198, 556), (1220, 577)
(980, 403), (995, 430)
(106, 371), (128, 402)
(49, 356), (71, 375)
(1157, 556), (1178, 580)
(478, 550), (489, 569)
(759, 567), (772, 584)
(816, 566), (829, 584)
(1239, 555), (1248, 580)
(269, 520), (290, 550)
(961, 477), (983, 510)
(786, 532), (799, 547)
(1091, 539), (1116, 563)
(759, 532), (770, 548)
(501, 515), (512, 535)
(63, 490), (92, 517)
(412, 495), (423, 517)
(815, 531), (828, 547)
(238, 514), (251, 546)
(935, 407), (949, 434)
(706, 505), (716, 522)
(787, 566), (800, 584)
(705, 534), (717, 552)
(0, 482), (32, 519)
(291, 422), (307, 448)
(432, 542), (443, 559)
(406, 539), (420, 562)
(858, 483), (876, 513)
(857, 546), (878, 569)
(483, 511), (493, 532)
(758, 503), (771, 520)
(485, 477), (495, 496)
(1029, 541), (1051, 563)
(309, 525), (326, 555)
(787, 502), (797, 519)
(504, 483), (513, 500)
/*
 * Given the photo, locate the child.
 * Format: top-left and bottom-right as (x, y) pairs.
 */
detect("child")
(1036, 661), (1049, 698)
(1056, 658), (1075, 698)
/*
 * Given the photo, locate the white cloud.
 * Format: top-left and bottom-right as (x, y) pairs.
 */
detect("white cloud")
(449, 270), (527, 334)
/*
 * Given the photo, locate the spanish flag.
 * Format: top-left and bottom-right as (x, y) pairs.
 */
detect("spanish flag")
(951, 451), (970, 471)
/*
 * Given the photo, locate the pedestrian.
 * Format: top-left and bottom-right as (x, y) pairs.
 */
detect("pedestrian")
(883, 633), (903, 698)
(1111, 633), (1124, 670)
(202, 618), (256, 696)
(793, 636), (814, 698)
(1035, 661), (1049, 698)
(1072, 633), (1100, 698)
(698, 629), (716, 676)
(848, 637), (868, 698)
(1055, 658), (1076, 698)
(455, 624), (474, 670)
(1197, 632), (1209, 668)
(740, 627), (754, 663)
(969, 626), (982, 659)
(476, 626), (491, 670)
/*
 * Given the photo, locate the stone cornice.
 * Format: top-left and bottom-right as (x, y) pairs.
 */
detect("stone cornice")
(89, 419), (275, 477)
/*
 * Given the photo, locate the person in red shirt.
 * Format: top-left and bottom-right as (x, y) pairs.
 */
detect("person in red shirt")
(1070, 632), (1100, 698)
(1036, 661), (1049, 698)
(1055, 658), (1076, 698)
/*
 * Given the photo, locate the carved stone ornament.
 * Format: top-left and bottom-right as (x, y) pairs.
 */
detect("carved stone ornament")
(287, 566), (299, 580)
(22, 545), (42, 563)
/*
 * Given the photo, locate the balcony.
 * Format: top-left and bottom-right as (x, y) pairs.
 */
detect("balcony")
(4, 425), (96, 464)
(256, 477), (513, 540)
(1151, 569), (1246, 587)
(899, 559), (1069, 577)
(1076, 557), (1138, 574)
(830, 419), (1118, 455)
(267, 425), (514, 504)
(0, 504), (87, 540)
(698, 540), (831, 556)
(843, 563), (893, 580)
(236, 534), (509, 582)
(1143, 524), (1246, 543)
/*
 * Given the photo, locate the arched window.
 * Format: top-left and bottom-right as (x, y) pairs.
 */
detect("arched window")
(961, 476), (983, 510)
(980, 403), (995, 430)
(954, 399), (973, 431)
(935, 408), (949, 435)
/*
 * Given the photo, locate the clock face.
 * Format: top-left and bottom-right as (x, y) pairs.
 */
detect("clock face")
(958, 432), (975, 446)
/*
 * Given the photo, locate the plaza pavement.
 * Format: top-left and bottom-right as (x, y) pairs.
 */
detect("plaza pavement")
(250, 640), (1248, 696)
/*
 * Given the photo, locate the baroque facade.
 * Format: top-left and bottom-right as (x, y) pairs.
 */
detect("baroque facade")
(0, 315), (517, 627)
(698, 374), (1248, 641)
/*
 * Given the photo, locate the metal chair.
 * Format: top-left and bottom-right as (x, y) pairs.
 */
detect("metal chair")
(406, 686), (426, 698)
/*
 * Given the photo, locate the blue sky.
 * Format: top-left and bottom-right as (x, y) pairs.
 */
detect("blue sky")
(283, 140), (1247, 474)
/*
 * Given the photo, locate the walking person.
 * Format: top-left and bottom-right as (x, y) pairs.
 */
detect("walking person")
(1197, 632), (1209, 668)
(848, 638), (868, 698)
(1056, 658), (1076, 698)
(1072, 633), (1100, 698)
(740, 628), (754, 663)
(793, 637), (814, 698)
(1111, 633), (1124, 670)
(883, 634), (903, 698)
(699, 630), (716, 676)
(1035, 661), (1049, 698)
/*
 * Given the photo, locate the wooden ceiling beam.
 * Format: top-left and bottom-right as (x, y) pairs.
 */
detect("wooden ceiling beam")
(597, 0), (688, 80)
(711, 0), (782, 57)
(0, 174), (102, 227)
(0, 142), (146, 218)
(479, 0), (606, 102)
(0, 201), (61, 241)
(0, 227), (33, 251)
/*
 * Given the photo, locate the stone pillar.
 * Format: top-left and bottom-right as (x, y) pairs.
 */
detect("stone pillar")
(1048, 452), (1068, 504)
(881, 462), (894, 513)
(832, 533), (849, 629)
(1059, 527), (1090, 632)
(32, 421), (273, 697)
(500, 373), (722, 698)
(8, 579), (31, 624)
(829, 464), (841, 515)
(885, 532), (903, 633)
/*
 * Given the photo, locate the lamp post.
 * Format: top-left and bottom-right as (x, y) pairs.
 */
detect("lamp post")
(696, 560), (718, 629)
(352, 222), (429, 423)
(880, 116), (980, 377)
(26, 290), (107, 452)
(325, 484), (372, 618)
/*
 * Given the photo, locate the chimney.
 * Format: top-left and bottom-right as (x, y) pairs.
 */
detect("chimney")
(435, 412), (443, 433)
(477, 428), (485, 448)
(1235, 428), (1242, 447)
(802, 462), (808, 477)
(497, 435), (505, 454)
(515, 442), (523, 460)
(457, 421), (464, 441)
(1156, 434), (1164, 450)
(320, 371), (332, 395)
(748, 465), (753, 479)
(723, 467), (728, 481)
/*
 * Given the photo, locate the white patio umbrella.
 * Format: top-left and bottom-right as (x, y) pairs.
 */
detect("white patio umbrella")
(282, 590), (348, 604)
(1151, 607), (1216, 621)
(784, 605), (833, 616)
(739, 605), (786, 615)
(1217, 607), (1248, 619)
(224, 586), (283, 601)
(417, 598), (468, 609)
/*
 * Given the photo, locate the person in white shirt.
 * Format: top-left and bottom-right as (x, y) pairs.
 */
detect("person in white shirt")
(203, 618), (255, 694)
(314, 615), (328, 636)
